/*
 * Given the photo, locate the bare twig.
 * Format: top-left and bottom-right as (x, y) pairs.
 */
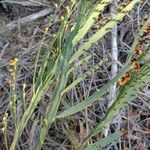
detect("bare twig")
(104, 1), (118, 137)
(0, 8), (54, 33)
(0, 0), (50, 6)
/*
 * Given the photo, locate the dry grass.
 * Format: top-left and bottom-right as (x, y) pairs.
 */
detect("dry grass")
(0, 1), (150, 150)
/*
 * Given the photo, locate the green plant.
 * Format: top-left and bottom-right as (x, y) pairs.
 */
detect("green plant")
(9, 0), (150, 150)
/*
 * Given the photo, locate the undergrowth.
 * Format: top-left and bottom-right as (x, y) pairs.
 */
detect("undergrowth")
(0, 0), (150, 150)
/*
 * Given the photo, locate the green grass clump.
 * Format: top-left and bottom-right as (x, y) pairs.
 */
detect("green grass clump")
(4, 0), (150, 150)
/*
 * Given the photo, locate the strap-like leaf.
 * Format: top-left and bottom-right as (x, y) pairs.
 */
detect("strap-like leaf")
(72, 0), (112, 47)
(63, 58), (107, 94)
(56, 18), (150, 119)
(67, 55), (92, 76)
(80, 61), (150, 147)
(85, 132), (120, 150)
(70, 0), (140, 63)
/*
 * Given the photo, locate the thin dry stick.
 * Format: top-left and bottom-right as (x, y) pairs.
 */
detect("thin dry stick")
(0, 0), (50, 6)
(104, 2), (118, 137)
(0, 8), (54, 33)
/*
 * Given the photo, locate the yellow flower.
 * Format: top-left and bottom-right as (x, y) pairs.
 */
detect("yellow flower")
(9, 58), (18, 67)
(10, 72), (16, 78)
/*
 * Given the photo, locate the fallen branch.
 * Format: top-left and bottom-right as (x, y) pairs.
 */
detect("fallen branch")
(0, 8), (54, 33)
(0, 0), (50, 6)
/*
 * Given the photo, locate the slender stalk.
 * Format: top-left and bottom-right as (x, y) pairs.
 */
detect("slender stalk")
(10, 76), (54, 150)
(20, 83), (27, 112)
(2, 113), (8, 150)
(35, 61), (69, 149)
(104, 1), (118, 137)
(32, 28), (48, 93)
(9, 65), (17, 128)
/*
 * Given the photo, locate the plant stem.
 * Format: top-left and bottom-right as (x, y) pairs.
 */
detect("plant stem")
(35, 61), (69, 149)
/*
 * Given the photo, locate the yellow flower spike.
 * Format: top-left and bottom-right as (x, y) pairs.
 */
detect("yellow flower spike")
(9, 101), (13, 108)
(3, 116), (7, 123)
(66, 6), (70, 15)
(54, 3), (58, 8)
(71, 0), (75, 5)
(61, 16), (64, 21)
(45, 27), (49, 33)
(23, 83), (26, 89)
(8, 80), (12, 85)
(9, 81), (15, 89)
(5, 113), (8, 118)
(10, 72), (16, 77)
(64, 20), (67, 26)
(9, 58), (18, 67)
(44, 119), (48, 126)
(1, 127), (5, 133)
(13, 95), (17, 102)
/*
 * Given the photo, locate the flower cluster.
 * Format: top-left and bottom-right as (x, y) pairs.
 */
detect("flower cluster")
(134, 41), (145, 55)
(9, 58), (18, 67)
(9, 58), (18, 79)
(118, 23), (150, 86)
(118, 72), (131, 86)
(143, 23), (150, 36)
(130, 59), (141, 72)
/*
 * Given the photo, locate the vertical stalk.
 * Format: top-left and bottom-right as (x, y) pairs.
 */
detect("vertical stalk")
(2, 113), (8, 150)
(35, 60), (69, 149)
(9, 61), (18, 128)
(104, 1), (118, 136)
(21, 83), (27, 112)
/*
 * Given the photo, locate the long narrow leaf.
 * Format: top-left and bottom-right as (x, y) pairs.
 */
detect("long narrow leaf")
(79, 60), (150, 149)
(55, 18), (149, 119)
(85, 132), (120, 150)
(63, 58), (107, 94)
(67, 55), (92, 76)
(70, 0), (140, 64)
(72, 0), (112, 47)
